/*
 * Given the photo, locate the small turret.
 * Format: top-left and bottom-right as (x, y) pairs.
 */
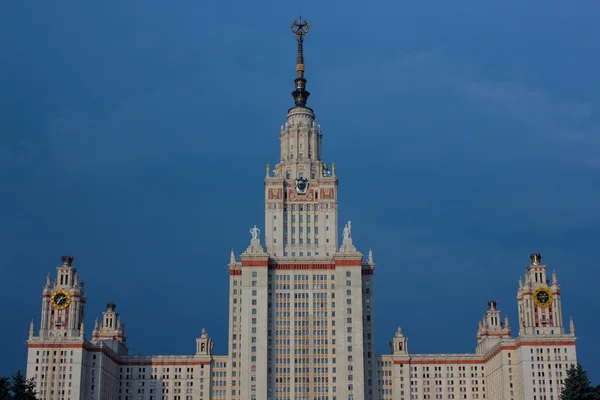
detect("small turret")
(476, 301), (511, 354)
(196, 328), (214, 357)
(92, 302), (127, 344)
(390, 327), (408, 355)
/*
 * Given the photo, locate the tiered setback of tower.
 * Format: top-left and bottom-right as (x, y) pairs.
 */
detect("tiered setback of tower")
(25, 17), (577, 400)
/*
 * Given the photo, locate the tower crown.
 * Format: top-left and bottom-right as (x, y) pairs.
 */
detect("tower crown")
(529, 253), (542, 265)
(61, 255), (74, 266)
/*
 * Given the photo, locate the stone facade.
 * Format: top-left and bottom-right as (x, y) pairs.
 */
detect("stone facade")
(25, 20), (577, 400)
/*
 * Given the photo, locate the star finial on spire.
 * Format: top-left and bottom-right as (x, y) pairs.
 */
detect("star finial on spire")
(290, 16), (311, 108)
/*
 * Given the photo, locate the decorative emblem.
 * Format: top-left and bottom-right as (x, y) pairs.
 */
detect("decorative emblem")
(295, 177), (309, 194)
(533, 287), (553, 308)
(51, 289), (71, 310)
(269, 188), (282, 199)
(291, 16), (310, 37)
(321, 188), (334, 199)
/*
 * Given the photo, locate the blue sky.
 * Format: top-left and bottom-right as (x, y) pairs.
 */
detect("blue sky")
(2, 0), (599, 383)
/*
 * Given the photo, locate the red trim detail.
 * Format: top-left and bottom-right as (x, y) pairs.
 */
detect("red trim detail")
(229, 270), (242, 276)
(408, 359), (483, 365)
(87, 347), (121, 363)
(28, 343), (84, 349)
(29, 343), (212, 366)
(335, 259), (362, 267)
(393, 340), (576, 365)
(120, 361), (211, 366)
(241, 260), (269, 267)
(270, 263), (336, 270)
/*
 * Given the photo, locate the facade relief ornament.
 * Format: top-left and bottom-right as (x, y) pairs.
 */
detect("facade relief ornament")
(321, 188), (334, 199)
(268, 189), (283, 199)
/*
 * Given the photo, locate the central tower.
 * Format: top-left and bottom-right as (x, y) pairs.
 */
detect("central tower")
(228, 17), (377, 400)
(264, 17), (339, 258)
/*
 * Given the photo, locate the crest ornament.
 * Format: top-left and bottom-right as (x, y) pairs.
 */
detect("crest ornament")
(291, 16), (310, 37)
(294, 177), (309, 194)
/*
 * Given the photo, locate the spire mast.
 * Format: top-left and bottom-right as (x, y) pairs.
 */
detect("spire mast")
(291, 16), (311, 108)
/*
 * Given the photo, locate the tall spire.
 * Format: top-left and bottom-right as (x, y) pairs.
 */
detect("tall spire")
(291, 16), (311, 108)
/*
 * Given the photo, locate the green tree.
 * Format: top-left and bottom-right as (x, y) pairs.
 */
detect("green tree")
(0, 376), (11, 400)
(9, 370), (37, 400)
(561, 363), (600, 400)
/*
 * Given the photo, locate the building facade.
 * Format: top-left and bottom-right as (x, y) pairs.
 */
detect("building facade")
(26, 18), (576, 400)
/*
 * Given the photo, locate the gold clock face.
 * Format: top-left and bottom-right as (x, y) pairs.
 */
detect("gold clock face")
(51, 290), (71, 310)
(533, 287), (553, 308)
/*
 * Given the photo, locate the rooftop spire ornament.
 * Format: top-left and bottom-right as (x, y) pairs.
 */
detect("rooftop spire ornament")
(291, 16), (311, 108)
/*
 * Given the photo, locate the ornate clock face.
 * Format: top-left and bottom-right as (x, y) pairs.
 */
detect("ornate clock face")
(533, 287), (553, 308)
(51, 290), (71, 310)
(295, 177), (309, 194)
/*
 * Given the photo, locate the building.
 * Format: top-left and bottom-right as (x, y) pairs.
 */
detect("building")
(26, 18), (576, 400)
(377, 253), (576, 400)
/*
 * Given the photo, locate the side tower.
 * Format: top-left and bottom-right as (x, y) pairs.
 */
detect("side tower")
(27, 256), (88, 400)
(38, 255), (86, 338)
(517, 253), (565, 336)
(515, 254), (577, 400)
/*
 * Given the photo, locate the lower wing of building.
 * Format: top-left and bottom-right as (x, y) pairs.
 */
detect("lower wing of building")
(26, 253), (576, 400)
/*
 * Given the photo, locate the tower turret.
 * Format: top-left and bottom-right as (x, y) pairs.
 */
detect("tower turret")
(196, 328), (214, 357)
(390, 327), (408, 355)
(264, 17), (339, 258)
(91, 302), (128, 354)
(517, 253), (565, 335)
(38, 255), (86, 338)
(476, 301), (511, 354)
